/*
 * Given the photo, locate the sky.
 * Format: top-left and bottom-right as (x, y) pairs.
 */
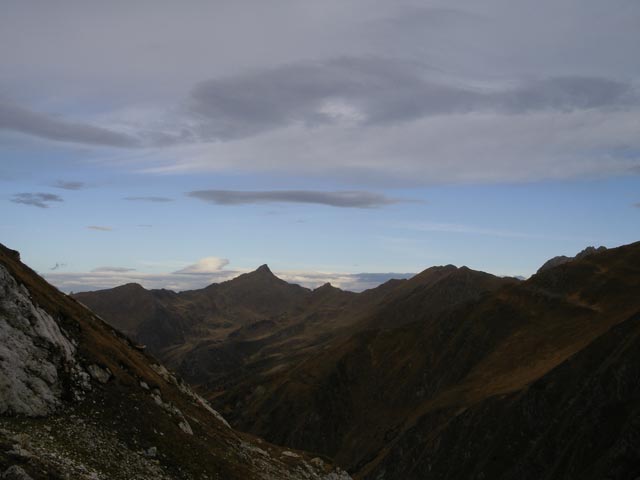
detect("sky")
(1, 0), (639, 292)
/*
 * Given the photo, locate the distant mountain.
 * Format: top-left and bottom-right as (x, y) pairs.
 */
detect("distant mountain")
(0, 243), (349, 480)
(537, 245), (607, 273)
(75, 261), (514, 394)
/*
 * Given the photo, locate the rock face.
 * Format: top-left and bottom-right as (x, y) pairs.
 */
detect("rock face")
(0, 243), (351, 480)
(0, 264), (76, 416)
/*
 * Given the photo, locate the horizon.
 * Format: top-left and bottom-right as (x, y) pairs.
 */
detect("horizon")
(9, 241), (625, 294)
(2, 1), (639, 293)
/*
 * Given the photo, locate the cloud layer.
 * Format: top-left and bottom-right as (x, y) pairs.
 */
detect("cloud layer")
(188, 57), (636, 140)
(187, 189), (399, 208)
(2, 1), (640, 186)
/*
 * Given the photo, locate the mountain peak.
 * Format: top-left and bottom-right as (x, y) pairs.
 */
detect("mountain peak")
(256, 264), (273, 274)
(537, 245), (607, 273)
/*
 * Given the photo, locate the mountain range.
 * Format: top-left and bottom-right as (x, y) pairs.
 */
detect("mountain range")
(72, 242), (640, 479)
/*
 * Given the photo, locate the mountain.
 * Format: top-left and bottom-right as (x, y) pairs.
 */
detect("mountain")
(74, 262), (515, 395)
(0, 243), (350, 480)
(537, 245), (607, 273)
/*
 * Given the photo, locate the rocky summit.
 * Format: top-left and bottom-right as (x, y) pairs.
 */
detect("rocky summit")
(0, 243), (350, 480)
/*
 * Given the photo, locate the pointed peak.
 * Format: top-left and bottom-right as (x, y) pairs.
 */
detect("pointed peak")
(256, 264), (273, 274)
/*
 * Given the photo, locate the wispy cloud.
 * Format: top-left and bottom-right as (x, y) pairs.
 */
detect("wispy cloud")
(91, 266), (136, 273)
(187, 190), (399, 208)
(11, 192), (63, 208)
(0, 101), (140, 148)
(124, 196), (174, 202)
(86, 225), (112, 231)
(53, 180), (85, 190)
(173, 257), (230, 275)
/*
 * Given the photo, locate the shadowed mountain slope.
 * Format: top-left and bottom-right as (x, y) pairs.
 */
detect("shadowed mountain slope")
(75, 263), (514, 390)
(223, 243), (640, 479)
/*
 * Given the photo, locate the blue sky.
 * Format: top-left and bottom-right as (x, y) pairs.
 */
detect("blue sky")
(1, 1), (639, 291)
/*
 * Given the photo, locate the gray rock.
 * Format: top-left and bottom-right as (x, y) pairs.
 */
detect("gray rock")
(0, 265), (77, 416)
(87, 364), (111, 384)
(144, 446), (158, 458)
(2, 465), (33, 480)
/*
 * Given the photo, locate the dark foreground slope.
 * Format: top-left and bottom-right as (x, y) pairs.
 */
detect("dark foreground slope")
(0, 243), (349, 480)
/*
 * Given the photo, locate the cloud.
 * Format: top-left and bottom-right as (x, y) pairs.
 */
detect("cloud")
(11, 192), (63, 208)
(186, 56), (637, 141)
(91, 266), (136, 273)
(187, 189), (399, 208)
(3, 2), (640, 187)
(173, 257), (230, 275)
(144, 107), (640, 185)
(0, 101), (140, 147)
(53, 180), (85, 190)
(124, 196), (174, 202)
(87, 225), (112, 231)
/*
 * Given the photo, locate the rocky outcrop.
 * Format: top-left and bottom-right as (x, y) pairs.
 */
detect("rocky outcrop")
(0, 265), (76, 416)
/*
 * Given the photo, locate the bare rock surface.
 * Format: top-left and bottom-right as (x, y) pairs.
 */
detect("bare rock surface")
(0, 265), (76, 416)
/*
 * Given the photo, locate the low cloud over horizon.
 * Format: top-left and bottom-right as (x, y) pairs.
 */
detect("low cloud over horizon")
(45, 262), (415, 294)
